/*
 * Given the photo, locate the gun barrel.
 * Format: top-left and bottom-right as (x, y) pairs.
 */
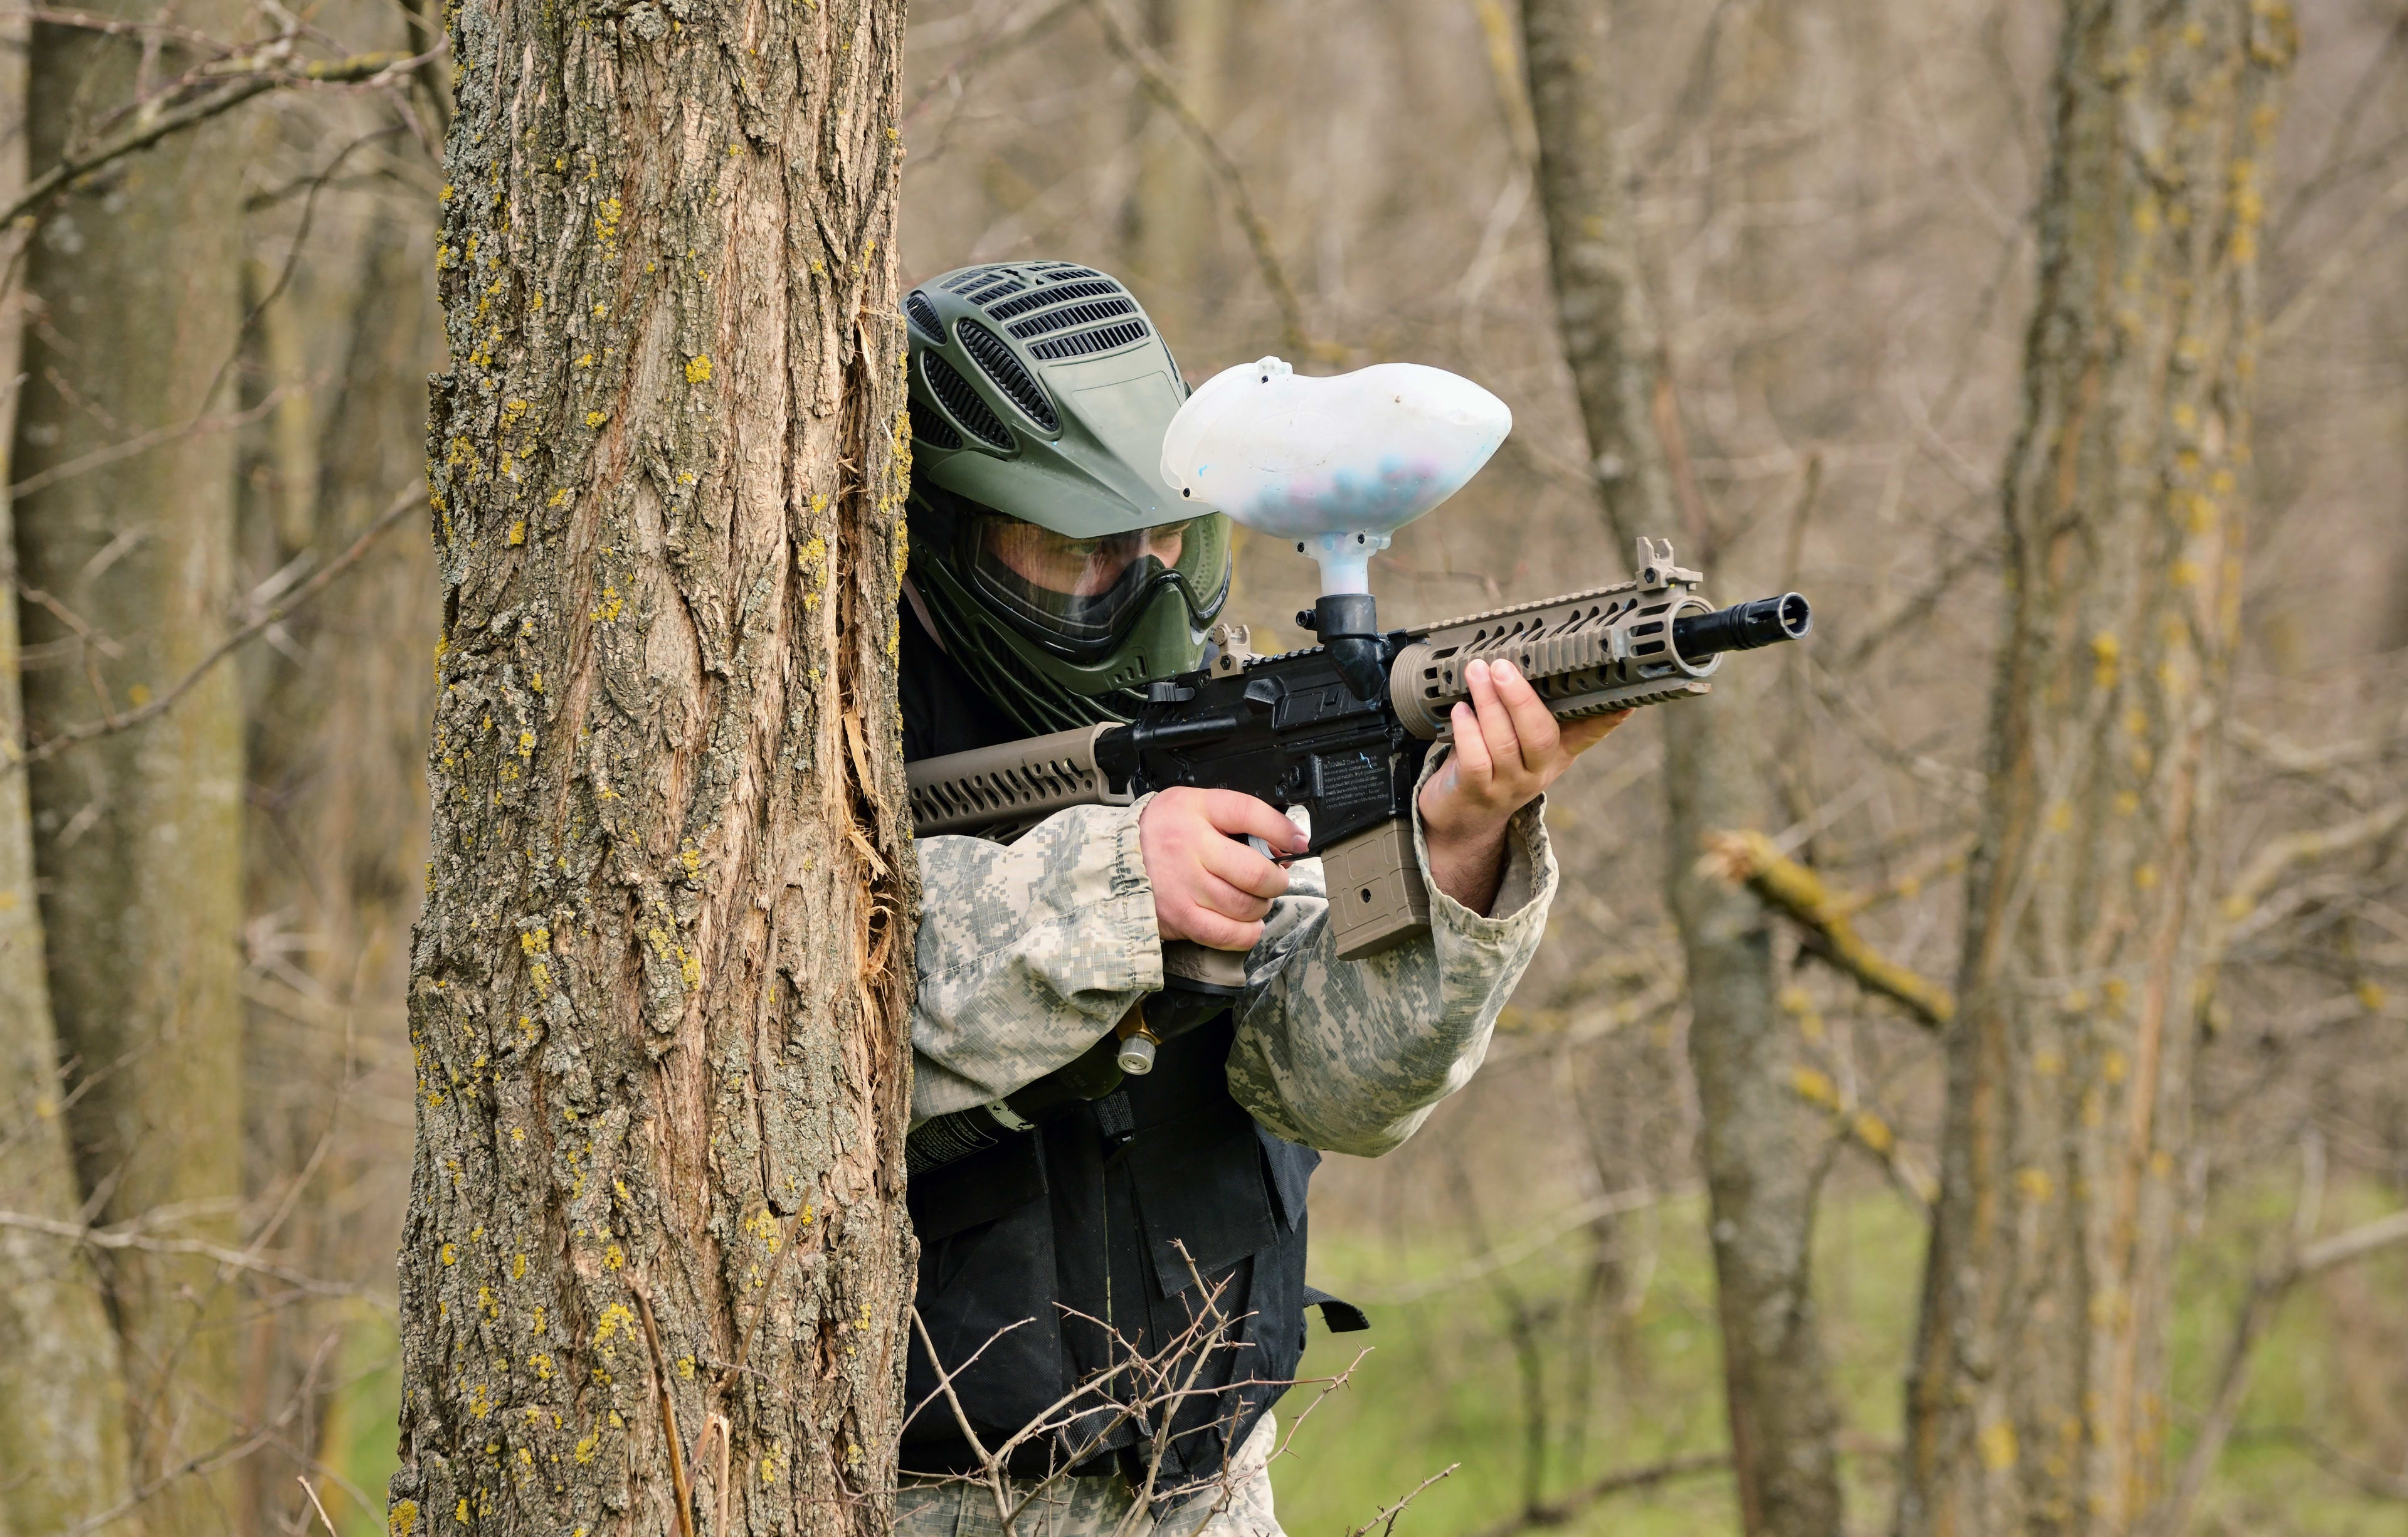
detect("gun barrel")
(1671, 593), (1811, 659)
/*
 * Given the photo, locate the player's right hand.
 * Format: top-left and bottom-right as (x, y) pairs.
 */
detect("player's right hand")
(1139, 788), (1307, 952)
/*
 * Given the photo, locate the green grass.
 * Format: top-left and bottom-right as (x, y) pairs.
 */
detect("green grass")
(320, 1184), (2408, 1537)
(1269, 1190), (1913, 1537)
(1270, 1185), (2408, 1537)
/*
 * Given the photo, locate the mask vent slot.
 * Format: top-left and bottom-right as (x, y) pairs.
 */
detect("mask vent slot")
(922, 352), (1016, 452)
(1008, 296), (1136, 340)
(1028, 319), (1151, 361)
(1042, 265), (1104, 282)
(909, 405), (963, 452)
(958, 319), (1061, 432)
(961, 277), (1025, 305)
(904, 291), (943, 339)
(986, 278), (1120, 321)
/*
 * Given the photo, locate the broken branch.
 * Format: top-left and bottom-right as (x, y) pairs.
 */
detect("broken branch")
(1699, 830), (1955, 1028)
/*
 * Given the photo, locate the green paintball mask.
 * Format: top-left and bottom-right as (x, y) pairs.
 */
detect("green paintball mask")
(902, 261), (1232, 732)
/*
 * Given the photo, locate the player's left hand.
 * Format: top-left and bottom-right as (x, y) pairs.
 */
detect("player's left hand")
(1417, 658), (1627, 913)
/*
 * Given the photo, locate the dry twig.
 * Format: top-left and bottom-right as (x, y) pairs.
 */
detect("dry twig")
(5, 483), (419, 776)
(1078, 0), (1319, 357)
(630, 1281), (699, 1537)
(1, 50), (428, 229)
(2155, 1193), (2408, 1536)
(296, 1476), (342, 1537)
(1347, 1462), (1460, 1537)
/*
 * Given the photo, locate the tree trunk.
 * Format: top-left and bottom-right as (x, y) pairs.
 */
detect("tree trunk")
(0, 18), (139, 1529)
(1518, 4), (1846, 1534)
(391, 0), (914, 1531)
(1120, 0), (1226, 350)
(1899, 4), (2293, 1534)
(13, 4), (251, 1527)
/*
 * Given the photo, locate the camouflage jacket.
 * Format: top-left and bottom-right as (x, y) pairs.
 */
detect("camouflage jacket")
(909, 749), (1555, 1156)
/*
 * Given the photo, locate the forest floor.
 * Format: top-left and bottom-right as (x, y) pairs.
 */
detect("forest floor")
(319, 1180), (2408, 1537)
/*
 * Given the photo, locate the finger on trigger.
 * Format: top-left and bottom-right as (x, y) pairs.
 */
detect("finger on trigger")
(1191, 873), (1273, 924)
(1198, 788), (1306, 850)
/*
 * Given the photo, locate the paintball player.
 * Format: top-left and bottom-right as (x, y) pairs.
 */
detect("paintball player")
(894, 261), (1624, 1537)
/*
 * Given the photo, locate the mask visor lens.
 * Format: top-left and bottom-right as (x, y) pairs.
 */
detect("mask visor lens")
(969, 514), (1228, 656)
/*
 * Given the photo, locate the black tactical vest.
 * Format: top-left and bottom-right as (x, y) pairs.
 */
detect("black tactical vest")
(899, 611), (1358, 1488)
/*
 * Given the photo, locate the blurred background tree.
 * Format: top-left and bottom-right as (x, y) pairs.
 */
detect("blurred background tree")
(6, 0), (2408, 1533)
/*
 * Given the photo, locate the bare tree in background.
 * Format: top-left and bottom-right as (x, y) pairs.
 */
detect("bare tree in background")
(231, 8), (445, 1519)
(1119, 0), (1225, 347)
(391, 0), (914, 1531)
(1515, 3), (1846, 1534)
(1901, 2), (2296, 1532)
(0, 21), (139, 1526)
(12, 0), (253, 1525)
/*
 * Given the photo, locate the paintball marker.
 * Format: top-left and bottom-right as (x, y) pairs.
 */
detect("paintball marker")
(910, 535), (1810, 963)
(902, 359), (1807, 1171)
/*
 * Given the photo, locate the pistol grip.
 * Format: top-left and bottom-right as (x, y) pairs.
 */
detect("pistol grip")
(1323, 818), (1430, 961)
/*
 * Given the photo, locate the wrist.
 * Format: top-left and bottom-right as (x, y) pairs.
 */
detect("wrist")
(1421, 805), (1508, 856)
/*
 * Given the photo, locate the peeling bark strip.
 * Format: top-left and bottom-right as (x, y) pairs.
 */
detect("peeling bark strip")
(1516, 4), (1844, 1534)
(1901, 3), (2293, 1534)
(394, 0), (914, 1531)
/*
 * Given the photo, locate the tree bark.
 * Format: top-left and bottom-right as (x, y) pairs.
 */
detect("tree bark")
(391, 0), (913, 1531)
(1899, 4), (2293, 1534)
(13, 4), (252, 1528)
(1518, 5), (1846, 1535)
(0, 17), (140, 1529)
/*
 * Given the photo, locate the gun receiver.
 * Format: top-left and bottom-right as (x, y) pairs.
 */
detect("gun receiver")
(907, 538), (1808, 961)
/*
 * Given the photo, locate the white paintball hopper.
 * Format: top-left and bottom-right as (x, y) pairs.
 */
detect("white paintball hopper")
(1159, 357), (1513, 595)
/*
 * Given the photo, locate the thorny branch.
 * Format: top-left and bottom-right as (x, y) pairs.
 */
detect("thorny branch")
(905, 1245), (1372, 1537)
(1345, 1462), (1459, 1537)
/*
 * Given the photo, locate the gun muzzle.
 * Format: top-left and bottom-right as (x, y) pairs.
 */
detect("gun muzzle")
(1671, 593), (1811, 660)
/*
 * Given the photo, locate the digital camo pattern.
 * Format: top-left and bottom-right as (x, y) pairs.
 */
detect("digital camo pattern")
(909, 746), (1556, 1151)
(911, 800), (1166, 1121)
(1225, 749), (1550, 1156)
(894, 1415), (1283, 1537)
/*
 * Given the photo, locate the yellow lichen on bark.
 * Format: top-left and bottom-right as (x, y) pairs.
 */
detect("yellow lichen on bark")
(393, 1), (912, 1534)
